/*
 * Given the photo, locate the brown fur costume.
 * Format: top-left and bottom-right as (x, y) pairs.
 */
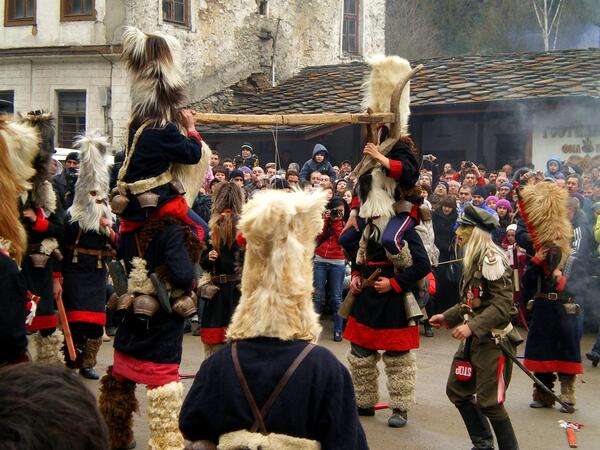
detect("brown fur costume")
(136, 216), (204, 264)
(518, 181), (572, 267)
(99, 366), (139, 449)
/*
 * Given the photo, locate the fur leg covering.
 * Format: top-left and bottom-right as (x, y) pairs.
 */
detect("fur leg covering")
(383, 351), (416, 412)
(147, 381), (184, 450)
(81, 338), (102, 369)
(559, 374), (576, 405)
(203, 343), (225, 360)
(347, 351), (380, 408)
(33, 330), (65, 364)
(532, 373), (556, 406)
(99, 367), (138, 450)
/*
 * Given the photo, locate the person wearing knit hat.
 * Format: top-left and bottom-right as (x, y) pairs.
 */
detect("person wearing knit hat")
(485, 195), (499, 210)
(497, 182), (512, 199)
(496, 199), (513, 214)
(472, 186), (499, 221)
(228, 169), (244, 187)
(239, 165), (253, 182)
(429, 204), (521, 450)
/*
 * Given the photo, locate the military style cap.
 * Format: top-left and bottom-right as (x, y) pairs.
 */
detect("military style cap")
(458, 204), (499, 231)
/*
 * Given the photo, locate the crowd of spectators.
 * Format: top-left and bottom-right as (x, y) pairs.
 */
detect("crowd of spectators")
(183, 142), (600, 342)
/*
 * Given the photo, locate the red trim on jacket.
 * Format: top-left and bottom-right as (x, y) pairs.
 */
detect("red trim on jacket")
(523, 359), (584, 375)
(555, 276), (567, 292)
(236, 233), (246, 248)
(187, 130), (203, 143)
(531, 256), (542, 267)
(66, 311), (106, 326)
(113, 350), (180, 386)
(200, 327), (227, 344)
(119, 196), (205, 241)
(27, 314), (58, 331)
(31, 208), (49, 233)
(389, 278), (402, 294)
(388, 160), (403, 180)
(53, 272), (63, 279)
(343, 316), (419, 351)
(350, 196), (360, 211)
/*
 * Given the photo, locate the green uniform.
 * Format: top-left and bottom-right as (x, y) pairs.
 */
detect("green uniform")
(443, 262), (520, 420)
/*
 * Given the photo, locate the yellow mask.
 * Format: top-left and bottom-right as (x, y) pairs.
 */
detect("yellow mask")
(455, 225), (474, 247)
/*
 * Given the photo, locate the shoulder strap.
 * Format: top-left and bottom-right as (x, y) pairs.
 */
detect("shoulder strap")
(232, 342), (268, 435)
(231, 342), (316, 435)
(117, 121), (152, 183)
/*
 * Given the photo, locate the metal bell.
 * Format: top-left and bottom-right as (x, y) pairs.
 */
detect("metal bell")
(97, 256), (103, 270)
(72, 250), (79, 264)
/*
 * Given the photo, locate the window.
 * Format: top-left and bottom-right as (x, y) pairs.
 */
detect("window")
(163, 0), (189, 26)
(342, 0), (359, 55)
(0, 91), (15, 115)
(4, 0), (36, 27)
(258, 0), (268, 15)
(61, 0), (95, 22)
(58, 91), (86, 149)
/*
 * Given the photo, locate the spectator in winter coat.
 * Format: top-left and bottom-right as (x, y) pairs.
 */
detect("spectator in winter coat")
(313, 196), (347, 342)
(544, 157), (562, 180)
(233, 143), (259, 168)
(299, 144), (336, 183)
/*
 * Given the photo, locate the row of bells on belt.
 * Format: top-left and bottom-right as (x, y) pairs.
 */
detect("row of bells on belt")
(109, 188), (160, 215)
(108, 290), (198, 319)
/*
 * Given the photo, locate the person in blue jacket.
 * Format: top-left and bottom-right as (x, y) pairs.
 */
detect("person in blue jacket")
(299, 144), (337, 183)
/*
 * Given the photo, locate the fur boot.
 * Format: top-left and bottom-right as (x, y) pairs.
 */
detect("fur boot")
(33, 330), (65, 364)
(347, 352), (380, 408)
(81, 338), (102, 369)
(99, 367), (138, 450)
(203, 343), (225, 360)
(147, 381), (184, 450)
(558, 374), (576, 406)
(383, 351), (416, 412)
(531, 373), (556, 407)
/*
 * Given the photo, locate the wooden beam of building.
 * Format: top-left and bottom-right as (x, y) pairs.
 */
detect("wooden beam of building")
(194, 112), (395, 126)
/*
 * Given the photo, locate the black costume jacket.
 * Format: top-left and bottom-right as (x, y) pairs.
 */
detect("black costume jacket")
(0, 253), (28, 364)
(199, 242), (243, 344)
(120, 123), (202, 222)
(22, 189), (64, 331)
(180, 338), (368, 450)
(61, 216), (114, 326)
(114, 222), (197, 366)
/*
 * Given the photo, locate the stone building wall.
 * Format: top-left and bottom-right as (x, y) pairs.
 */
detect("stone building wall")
(0, 0), (386, 148)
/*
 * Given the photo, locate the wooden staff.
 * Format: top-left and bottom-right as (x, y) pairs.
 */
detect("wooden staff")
(56, 293), (77, 362)
(193, 112), (395, 125)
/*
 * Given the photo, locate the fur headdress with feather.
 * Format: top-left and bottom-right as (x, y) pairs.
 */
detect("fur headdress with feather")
(362, 55), (412, 135)
(18, 111), (56, 211)
(518, 181), (572, 268)
(227, 189), (328, 342)
(69, 130), (113, 235)
(121, 27), (186, 127)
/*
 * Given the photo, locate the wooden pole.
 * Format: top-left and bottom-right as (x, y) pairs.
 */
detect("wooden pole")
(194, 112), (396, 126)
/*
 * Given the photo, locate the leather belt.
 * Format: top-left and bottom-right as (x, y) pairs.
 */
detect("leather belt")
(535, 292), (573, 303)
(212, 274), (241, 284)
(65, 244), (112, 257)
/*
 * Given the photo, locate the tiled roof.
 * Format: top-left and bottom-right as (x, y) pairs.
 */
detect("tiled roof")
(198, 48), (600, 135)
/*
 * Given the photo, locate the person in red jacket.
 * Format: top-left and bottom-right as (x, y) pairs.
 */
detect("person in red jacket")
(314, 196), (347, 341)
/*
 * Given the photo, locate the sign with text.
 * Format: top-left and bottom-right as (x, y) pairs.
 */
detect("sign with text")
(532, 106), (600, 172)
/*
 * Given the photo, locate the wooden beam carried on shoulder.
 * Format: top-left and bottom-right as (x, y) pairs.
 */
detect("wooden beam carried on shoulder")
(194, 112), (396, 126)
